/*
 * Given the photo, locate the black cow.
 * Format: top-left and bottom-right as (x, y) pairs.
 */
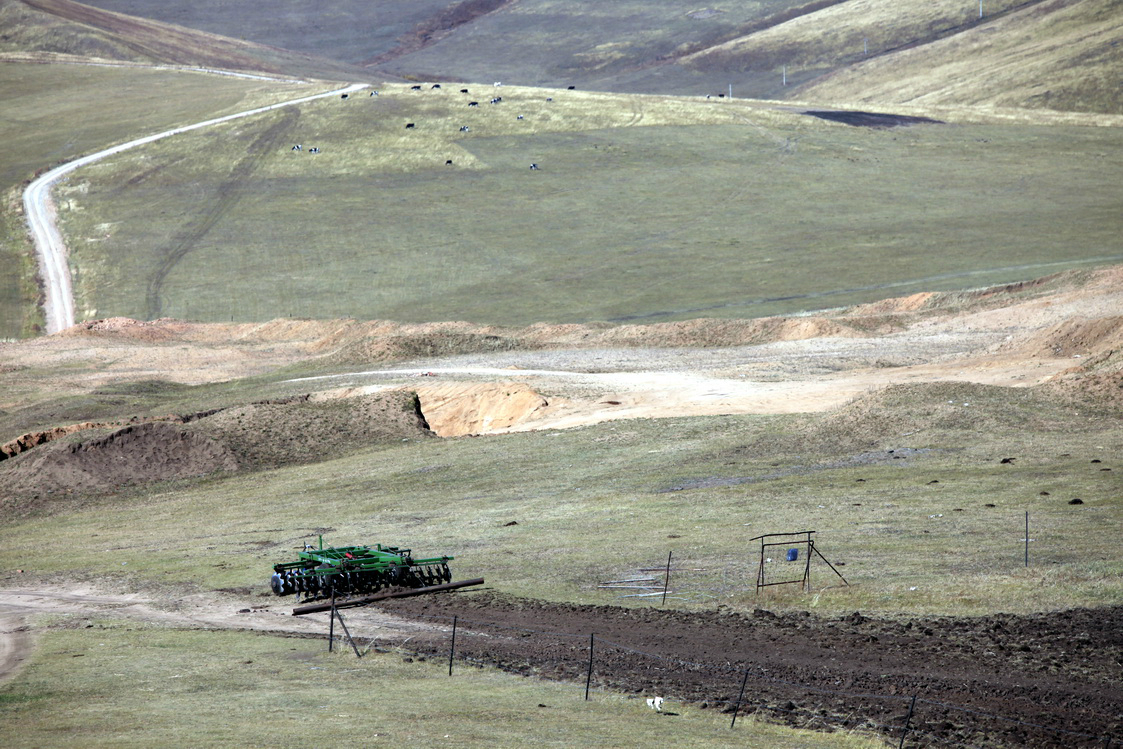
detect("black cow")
(405, 123), (415, 129)
(341, 93), (349, 99)
(459, 126), (470, 132)
(567, 85), (576, 90)
(446, 160), (453, 165)
(546, 97), (553, 102)
(432, 84), (441, 89)
(468, 101), (479, 107)
(410, 85), (422, 90)
(460, 88), (469, 94)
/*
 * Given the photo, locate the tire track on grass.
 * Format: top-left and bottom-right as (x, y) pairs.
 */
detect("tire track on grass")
(144, 109), (298, 320)
(24, 81), (367, 334)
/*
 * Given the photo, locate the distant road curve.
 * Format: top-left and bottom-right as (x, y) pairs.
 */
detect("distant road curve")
(24, 80), (368, 334)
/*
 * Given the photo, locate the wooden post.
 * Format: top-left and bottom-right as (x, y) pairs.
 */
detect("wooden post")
(328, 590), (336, 652)
(1025, 511), (1029, 568)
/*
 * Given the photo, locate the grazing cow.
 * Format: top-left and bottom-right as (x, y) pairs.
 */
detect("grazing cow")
(529, 163), (539, 170)
(432, 84), (441, 89)
(517, 115), (524, 120)
(459, 126), (470, 132)
(567, 85), (576, 90)
(341, 93), (348, 99)
(370, 91), (379, 96)
(490, 97), (502, 104)
(468, 101), (479, 107)
(460, 88), (469, 94)
(405, 123), (415, 129)
(309, 147), (320, 154)
(446, 159), (453, 165)
(410, 85), (422, 90)
(291, 144), (302, 151)
(546, 97), (553, 102)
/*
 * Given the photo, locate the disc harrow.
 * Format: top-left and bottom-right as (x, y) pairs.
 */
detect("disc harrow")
(270, 538), (452, 600)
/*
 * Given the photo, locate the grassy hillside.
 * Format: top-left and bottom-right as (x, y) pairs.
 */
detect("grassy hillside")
(52, 83), (1123, 326)
(0, 0), (363, 79)
(0, 63), (318, 339)
(75, 0), (1123, 112)
(797, 0), (1123, 114)
(2, 381), (1119, 616)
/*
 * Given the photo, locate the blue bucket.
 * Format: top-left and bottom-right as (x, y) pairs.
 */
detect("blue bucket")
(786, 548), (799, 562)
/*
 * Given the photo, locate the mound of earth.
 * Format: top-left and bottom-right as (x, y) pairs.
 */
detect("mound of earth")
(0, 390), (434, 512)
(0, 421), (238, 508)
(188, 390), (434, 468)
(1019, 316), (1123, 360)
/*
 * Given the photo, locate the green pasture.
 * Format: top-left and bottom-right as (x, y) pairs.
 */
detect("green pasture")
(0, 63), (319, 338)
(55, 85), (1123, 327)
(3, 383), (1119, 618)
(0, 622), (886, 749)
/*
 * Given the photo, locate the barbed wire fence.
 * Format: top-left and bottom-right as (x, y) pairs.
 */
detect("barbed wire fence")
(326, 608), (1115, 749)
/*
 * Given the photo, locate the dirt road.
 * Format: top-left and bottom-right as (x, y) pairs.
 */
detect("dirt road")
(24, 80), (368, 334)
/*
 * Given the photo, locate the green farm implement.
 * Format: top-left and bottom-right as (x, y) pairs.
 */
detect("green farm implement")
(271, 538), (452, 599)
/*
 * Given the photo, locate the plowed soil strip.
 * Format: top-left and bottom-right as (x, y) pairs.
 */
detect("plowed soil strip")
(377, 594), (1123, 747)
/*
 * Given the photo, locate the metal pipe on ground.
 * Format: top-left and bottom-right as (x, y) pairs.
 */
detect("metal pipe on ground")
(292, 578), (485, 615)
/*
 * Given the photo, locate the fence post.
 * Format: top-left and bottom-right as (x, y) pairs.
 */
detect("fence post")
(730, 669), (751, 729)
(585, 633), (595, 700)
(334, 609), (362, 658)
(898, 694), (917, 749)
(1025, 511), (1029, 568)
(328, 591), (336, 652)
(448, 615), (458, 676)
(662, 551), (673, 605)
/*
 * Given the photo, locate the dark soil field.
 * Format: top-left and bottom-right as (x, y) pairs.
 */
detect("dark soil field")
(375, 592), (1123, 748)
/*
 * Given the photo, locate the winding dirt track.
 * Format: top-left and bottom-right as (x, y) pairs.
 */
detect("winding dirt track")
(23, 79), (368, 334)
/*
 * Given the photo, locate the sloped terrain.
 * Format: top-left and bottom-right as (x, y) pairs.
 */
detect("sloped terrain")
(1, 0), (364, 78)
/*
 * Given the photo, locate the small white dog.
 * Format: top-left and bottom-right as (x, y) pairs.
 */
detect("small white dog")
(646, 696), (664, 712)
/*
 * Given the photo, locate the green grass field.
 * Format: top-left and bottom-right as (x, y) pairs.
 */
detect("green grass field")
(0, 62), (321, 338)
(0, 621), (886, 748)
(53, 84), (1123, 327)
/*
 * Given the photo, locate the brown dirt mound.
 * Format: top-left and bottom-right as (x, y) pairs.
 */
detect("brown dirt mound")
(1019, 316), (1123, 359)
(0, 391), (434, 511)
(377, 592), (1123, 748)
(0, 421), (237, 504)
(189, 390), (435, 468)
